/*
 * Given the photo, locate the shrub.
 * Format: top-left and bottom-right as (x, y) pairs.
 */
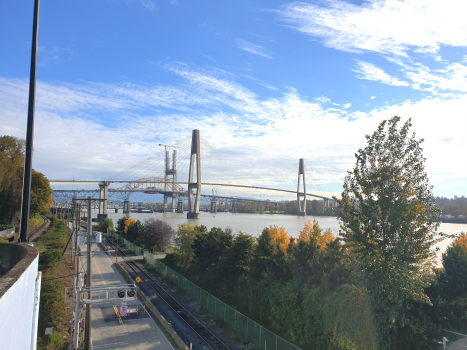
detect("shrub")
(39, 249), (62, 266)
(47, 331), (64, 349)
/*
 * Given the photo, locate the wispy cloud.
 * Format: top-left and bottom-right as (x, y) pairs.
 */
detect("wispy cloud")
(279, 0), (467, 57)
(235, 39), (273, 59)
(344, 103), (351, 109)
(140, 0), (157, 11)
(352, 60), (410, 87)
(38, 46), (78, 67)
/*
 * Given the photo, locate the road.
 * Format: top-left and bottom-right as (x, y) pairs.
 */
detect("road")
(86, 242), (174, 350)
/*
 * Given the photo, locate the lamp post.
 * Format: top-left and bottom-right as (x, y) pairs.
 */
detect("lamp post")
(19, 0), (40, 242)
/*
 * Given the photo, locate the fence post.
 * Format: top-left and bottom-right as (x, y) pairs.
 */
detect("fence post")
(259, 325), (261, 347)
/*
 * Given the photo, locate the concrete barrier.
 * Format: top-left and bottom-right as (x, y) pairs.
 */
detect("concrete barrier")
(118, 262), (189, 350)
(0, 227), (15, 238)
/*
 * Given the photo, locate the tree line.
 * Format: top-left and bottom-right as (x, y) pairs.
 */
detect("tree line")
(231, 199), (336, 216)
(0, 135), (53, 227)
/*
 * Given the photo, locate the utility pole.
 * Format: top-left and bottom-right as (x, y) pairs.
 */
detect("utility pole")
(19, 0), (40, 242)
(85, 197), (92, 350)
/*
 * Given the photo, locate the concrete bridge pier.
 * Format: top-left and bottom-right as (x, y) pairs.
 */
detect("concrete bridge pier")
(123, 200), (130, 214)
(176, 198), (183, 213)
(187, 130), (201, 219)
(210, 200), (217, 213)
(297, 158), (307, 216)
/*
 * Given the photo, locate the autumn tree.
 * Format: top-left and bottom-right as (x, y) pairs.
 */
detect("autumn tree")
(0, 136), (53, 224)
(139, 219), (174, 251)
(337, 116), (441, 347)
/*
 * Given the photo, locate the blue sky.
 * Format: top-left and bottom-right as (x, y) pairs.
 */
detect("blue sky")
(1, 0), (467, 200)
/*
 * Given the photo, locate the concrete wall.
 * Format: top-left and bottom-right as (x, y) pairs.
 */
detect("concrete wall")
(0, 244), (39, 350)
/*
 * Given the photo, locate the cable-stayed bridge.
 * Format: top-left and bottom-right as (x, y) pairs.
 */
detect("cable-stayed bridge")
(51, 130), (335, 218)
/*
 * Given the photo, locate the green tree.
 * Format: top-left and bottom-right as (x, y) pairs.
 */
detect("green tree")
(30, 169), (53, 215)
(126, 219), (142, 242)
(336, 116), (441, 347)
(219, 232), (255, 287)
(192, 227), (233, 271)
(172, 224), (207, 268)
(96, 217), (114, 233)
(0, 136), (25, 224)
(115, 216), (128, 235)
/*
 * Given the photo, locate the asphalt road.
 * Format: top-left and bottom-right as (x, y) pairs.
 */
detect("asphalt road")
(87, 242), (174, 350)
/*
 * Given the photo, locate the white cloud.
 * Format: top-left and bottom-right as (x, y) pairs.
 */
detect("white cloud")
(344, 103), (351, 109)
(352, 60), (410, 86)
(279, 0), (467, 57)
(370, 96), (376, 99)
(235, 39), (273, 59)
(1, 65), (467, 199)
(405, 63), (467, 92)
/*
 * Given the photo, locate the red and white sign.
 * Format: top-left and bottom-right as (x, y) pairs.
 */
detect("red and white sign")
(120, 302), (128, 317)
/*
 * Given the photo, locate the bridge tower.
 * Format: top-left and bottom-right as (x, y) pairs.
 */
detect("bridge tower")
(297, 158), (306, 216)
(187, 129), (201, 219)
(98, 181), (109, 220)
(163, 150), (177, 212)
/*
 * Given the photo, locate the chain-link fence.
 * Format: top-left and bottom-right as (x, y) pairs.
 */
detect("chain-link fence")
(152, 259), (301, 350)
(106, 230), (142, 256)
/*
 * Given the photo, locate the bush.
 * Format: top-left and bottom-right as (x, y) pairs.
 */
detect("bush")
(39, 249), (62, 266)
(47, 331), (64, 349)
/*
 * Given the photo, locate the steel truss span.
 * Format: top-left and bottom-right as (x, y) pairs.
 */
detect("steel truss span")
(105, 237), (231, 350)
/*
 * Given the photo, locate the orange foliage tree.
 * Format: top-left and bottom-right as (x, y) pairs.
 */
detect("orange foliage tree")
(124, 218), (135, 234)
(297, 220), (336, 250)
(454, 232), (467, 250)
(263, 226), (290, 256)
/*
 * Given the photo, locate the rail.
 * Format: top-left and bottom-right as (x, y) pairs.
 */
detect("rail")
(29, 216), (50, 240)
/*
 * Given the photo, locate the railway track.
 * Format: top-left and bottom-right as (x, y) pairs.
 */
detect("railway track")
(29, 216), (50, 240)
(105, 237), (231, 350)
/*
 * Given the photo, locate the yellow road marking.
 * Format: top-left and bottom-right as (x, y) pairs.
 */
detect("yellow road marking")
(93, 257), (106, 286)
(113, 305), (123, 324)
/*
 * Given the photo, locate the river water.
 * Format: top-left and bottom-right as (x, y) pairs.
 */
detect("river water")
(103, 210), (467, 265)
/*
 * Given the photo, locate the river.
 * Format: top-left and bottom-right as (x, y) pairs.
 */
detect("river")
(102, 210), (467, 265)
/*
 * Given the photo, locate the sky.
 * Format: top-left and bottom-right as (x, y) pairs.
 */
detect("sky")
(1, 0), (467, 201)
